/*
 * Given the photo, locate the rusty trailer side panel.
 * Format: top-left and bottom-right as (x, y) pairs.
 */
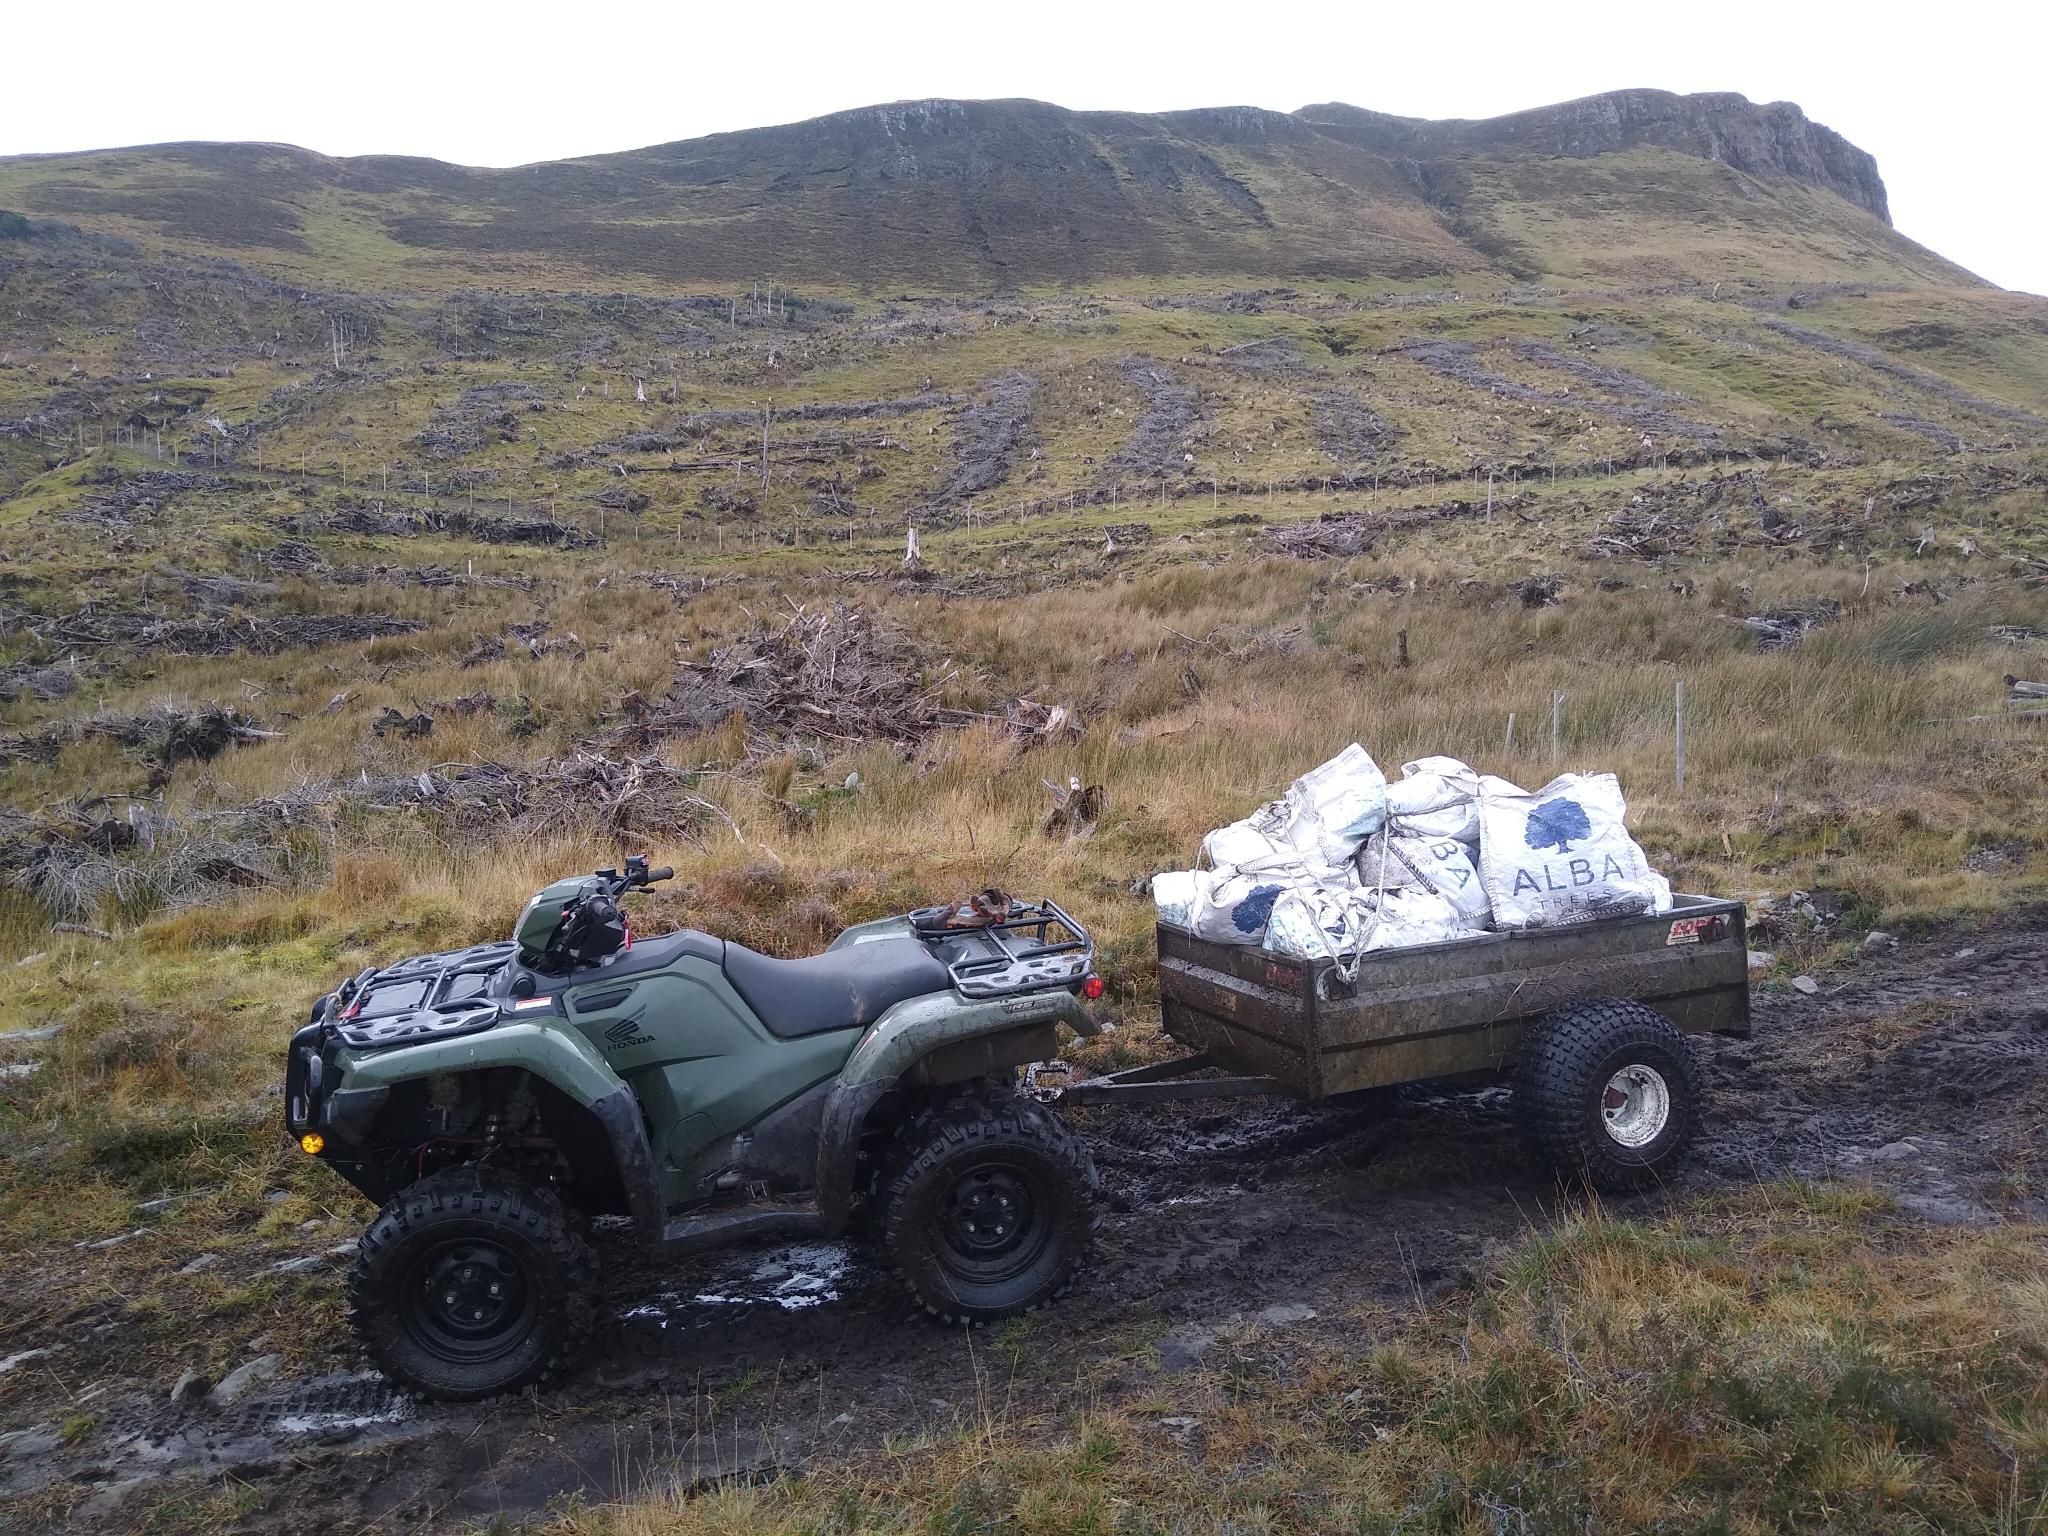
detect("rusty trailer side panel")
(1158, 896), (1750, 1101)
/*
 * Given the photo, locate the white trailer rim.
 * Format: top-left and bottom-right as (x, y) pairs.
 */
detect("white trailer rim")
(1601, 1064), (1670, 1148)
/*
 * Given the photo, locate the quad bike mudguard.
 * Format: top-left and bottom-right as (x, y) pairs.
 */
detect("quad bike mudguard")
(318, 1019), (665, 1233)
(812, 982), (1100, 1227)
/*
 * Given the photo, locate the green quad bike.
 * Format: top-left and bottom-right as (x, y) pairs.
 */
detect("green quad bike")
(284, 857), (1104, 1400)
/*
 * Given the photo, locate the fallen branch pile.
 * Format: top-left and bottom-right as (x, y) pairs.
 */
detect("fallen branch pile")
(12, 606), (421, 658)
(1257, 495), (1517, 560)
(1164, 624), (1307, 664)
(0, 703), (277, 771)
(292, 500), (599, 549)
(1258, 515), (1377, 559)
(1742, 601), (1841, 650)
(361, 753), (731, 844)
(620, 602), (957, 749)
(1, 799), (295, 923)
(0, 663), (79, 704)
(1585, 506), (1699, 561)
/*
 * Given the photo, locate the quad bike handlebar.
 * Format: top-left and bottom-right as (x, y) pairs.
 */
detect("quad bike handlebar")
(529, 857), (675, 973)
(596, 855), (675, 896)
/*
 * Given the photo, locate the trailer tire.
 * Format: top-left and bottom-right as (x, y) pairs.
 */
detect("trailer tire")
(347, 1166), (596, 1402)
(882, 1093), (1098, 1325)
(1516, 999), (1700, 1193)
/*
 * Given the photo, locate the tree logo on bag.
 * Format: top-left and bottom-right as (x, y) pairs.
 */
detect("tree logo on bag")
(1525, 798), (1592, 853)
(1231, 884), (1285, 935)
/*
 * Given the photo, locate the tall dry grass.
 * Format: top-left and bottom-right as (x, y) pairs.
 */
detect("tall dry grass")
(0, 543), (2042, 1261)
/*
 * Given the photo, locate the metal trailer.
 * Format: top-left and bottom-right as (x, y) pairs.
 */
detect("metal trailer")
(1060, 895), (1751, 1189)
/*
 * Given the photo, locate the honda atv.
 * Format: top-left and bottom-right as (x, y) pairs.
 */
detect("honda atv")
(283, 856), (1103, 1400)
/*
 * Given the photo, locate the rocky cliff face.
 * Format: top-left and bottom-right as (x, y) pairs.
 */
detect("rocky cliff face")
(0, 88), (1922, 288)
(1298, 90), (1890, 223)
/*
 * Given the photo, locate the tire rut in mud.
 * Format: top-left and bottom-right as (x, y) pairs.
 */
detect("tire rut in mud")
(1694, 907), (2048, 1220)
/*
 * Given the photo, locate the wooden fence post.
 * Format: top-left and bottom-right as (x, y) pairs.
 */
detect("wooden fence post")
(1675, 680), (1687, 790)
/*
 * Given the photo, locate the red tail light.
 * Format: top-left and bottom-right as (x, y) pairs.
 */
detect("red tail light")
(1081, 975), (1105, 1000)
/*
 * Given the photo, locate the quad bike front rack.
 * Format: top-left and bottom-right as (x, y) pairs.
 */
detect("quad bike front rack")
(328, 940), (521, 1050)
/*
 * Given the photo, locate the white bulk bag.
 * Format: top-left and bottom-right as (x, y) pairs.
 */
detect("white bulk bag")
(1263, 885), (1468, 963)
(1386, 755), (1482, 844)
(1150, 870), (1199, 928)
(1385, 757), (1523, 846)
(1201, 744), (1388, 875)
(1354, 830), (1427, 893)
(1200, 800), (1297, 874)
(1397, 833), (1493, 929)
(1477, 772), (1672, 930)
(1357, 828), (1492, 929)
(1274, 743), (1388, 866)
(1185, 866), (1341, 946)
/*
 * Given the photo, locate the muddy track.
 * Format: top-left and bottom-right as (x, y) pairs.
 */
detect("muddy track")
(4, 908), (2043, 1528)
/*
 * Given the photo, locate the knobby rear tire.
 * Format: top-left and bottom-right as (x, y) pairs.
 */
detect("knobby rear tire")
(882, 1093), (1098, 1325)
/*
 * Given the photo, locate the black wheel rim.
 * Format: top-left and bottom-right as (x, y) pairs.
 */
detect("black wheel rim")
(398, 1238), (538, 1364)
(938, 1162), (1051, 1285)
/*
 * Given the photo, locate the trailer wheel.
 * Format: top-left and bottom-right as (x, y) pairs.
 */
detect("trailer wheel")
(1515, 999), (1701, 1192)
(882, 1093), (1098, 1325)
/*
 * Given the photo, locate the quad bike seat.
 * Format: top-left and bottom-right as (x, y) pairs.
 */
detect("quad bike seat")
(721, 937), (953, 1039)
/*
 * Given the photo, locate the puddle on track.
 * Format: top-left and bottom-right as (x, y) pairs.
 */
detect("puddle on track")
(619, 1241), (858, 1326)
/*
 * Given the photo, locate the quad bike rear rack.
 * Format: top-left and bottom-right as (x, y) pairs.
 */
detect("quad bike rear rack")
(909, 897), (1093, 999)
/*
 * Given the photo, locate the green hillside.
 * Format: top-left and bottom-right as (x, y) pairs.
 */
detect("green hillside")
(0, 89), (1974, 291)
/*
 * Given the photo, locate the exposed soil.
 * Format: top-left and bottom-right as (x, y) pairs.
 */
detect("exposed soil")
(2, 908), (2042, 1529)
(1099, 358), (1203, 484)
(1397, 337), (1721, 444)
(1761, 319), (2048, 438)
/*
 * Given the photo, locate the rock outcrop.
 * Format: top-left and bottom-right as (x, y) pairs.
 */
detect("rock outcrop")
(1298, 90), (1889, 223)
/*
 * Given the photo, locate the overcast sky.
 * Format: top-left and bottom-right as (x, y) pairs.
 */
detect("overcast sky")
(4, 0), (2042, 295)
